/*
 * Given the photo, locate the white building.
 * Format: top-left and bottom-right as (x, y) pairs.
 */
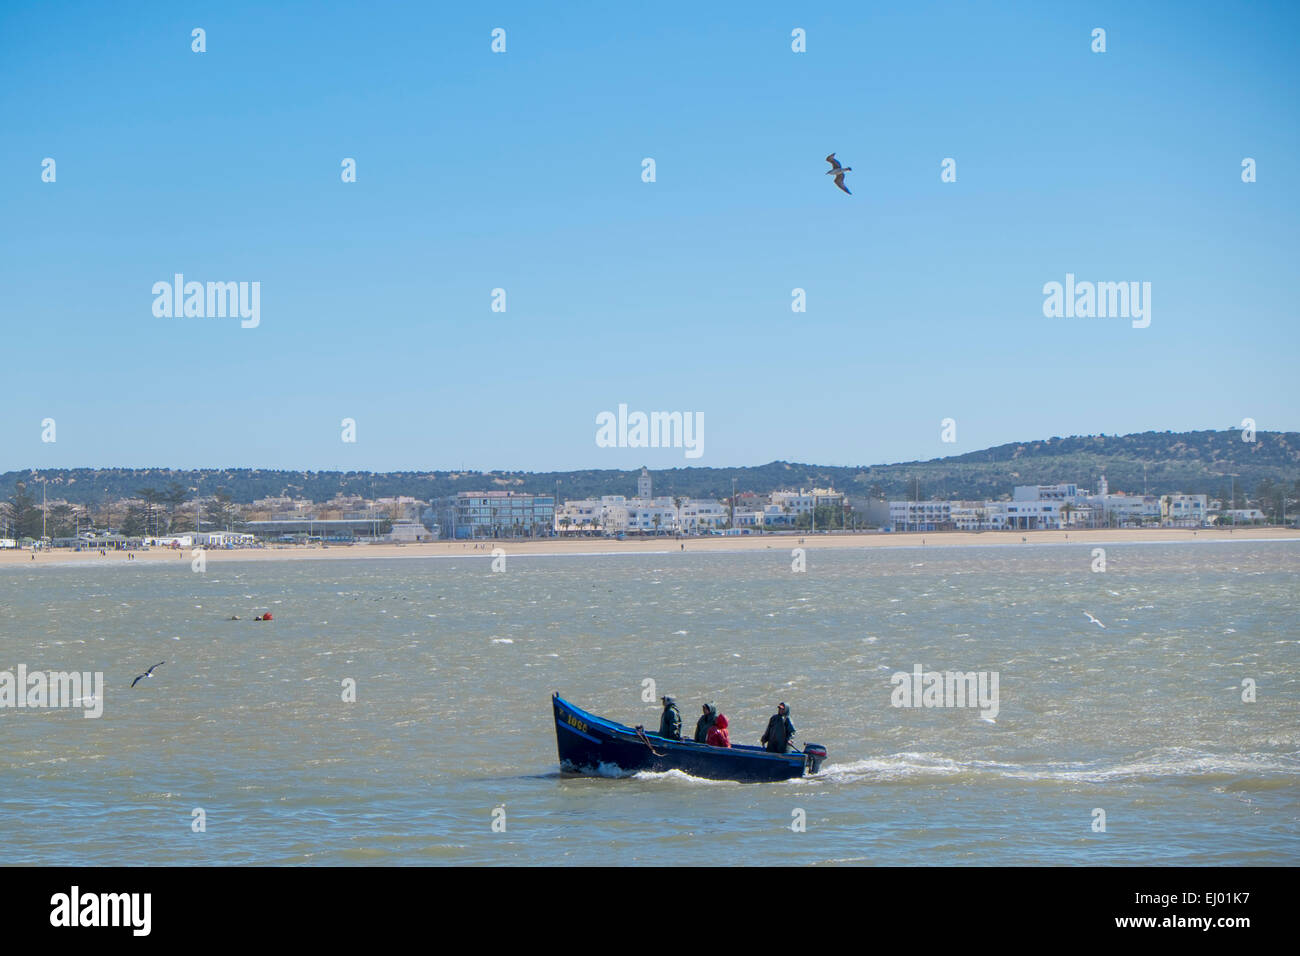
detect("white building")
(889, 477), (1206, 532)
(1217, 508), (1266, 524)
(678, 498), (727, 531)
(770, 490), (813, 516)
(558, 489), (728, 535)
(889, 500), (953, 531)
(1013, 483), (1079, 501)
(387, 520), (435, 542)
(195, 531), (255, 546)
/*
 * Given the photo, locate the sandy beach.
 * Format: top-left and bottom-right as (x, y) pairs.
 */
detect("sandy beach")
(3, 527), (1295, 567)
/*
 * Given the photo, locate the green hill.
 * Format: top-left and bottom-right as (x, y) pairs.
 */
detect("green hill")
(5, 429), (1297, 506)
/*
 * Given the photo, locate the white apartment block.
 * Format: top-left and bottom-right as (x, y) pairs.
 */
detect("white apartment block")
(889, 500), (953, 531)
(891, 477), (1208, 531)
(557, 494), (726, 534)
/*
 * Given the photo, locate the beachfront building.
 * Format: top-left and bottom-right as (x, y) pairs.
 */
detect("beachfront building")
(950, 502), (992, 531)
(624, 500), (680, 534)
(890, 500), (953, 532)
(196, 531), (256, 546)
(387, 520), (436, 542)
(1013, 483), (1080, 502)
(1159, 494), (1209, 527)
(767, 488), (845, 527)
(1216, 508), (1267, 524)
(888, 478), (1210, 532)
(243, 518), (382, 541)
(997, 500), (1064, 530)
(557, 493), (729, 535)
(556, 497), (609, 534)
(1095, 493), (1159, 526)
(770, 490), (814, 517)
(678, 498), (727, 531)
(436, 491), (556, 540)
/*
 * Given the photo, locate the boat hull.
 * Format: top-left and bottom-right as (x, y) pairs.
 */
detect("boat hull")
(553, 692), (815, 783)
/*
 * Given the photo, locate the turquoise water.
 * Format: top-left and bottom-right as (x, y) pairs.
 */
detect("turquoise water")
(1, 541), (1296, 865)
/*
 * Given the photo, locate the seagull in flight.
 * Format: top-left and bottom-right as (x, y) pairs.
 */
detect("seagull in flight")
(131, 661), (165, 687)
(825, 153), (852, 194)
(1083, 612), (1106, 629)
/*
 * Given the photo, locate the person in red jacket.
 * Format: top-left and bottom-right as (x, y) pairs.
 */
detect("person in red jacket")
(705, 713), (730, 748)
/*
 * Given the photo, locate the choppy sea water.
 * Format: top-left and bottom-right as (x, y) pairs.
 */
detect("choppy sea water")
(1, 540), (1296, 866)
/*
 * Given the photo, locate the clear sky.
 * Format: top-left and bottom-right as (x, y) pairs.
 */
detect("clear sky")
(3, 0), (1297, 473)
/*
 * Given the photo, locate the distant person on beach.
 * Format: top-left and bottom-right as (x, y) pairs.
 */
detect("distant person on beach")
(658, 696), (682, 740)
(761, 702), (796, 753)
(705, 713), (730, 748)
(694, 702), (718, 743)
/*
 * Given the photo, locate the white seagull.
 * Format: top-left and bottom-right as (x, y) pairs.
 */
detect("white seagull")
(825, 153), (852, 194)
(1083, 612), (1106, 629)
(131, 661), (165, 687)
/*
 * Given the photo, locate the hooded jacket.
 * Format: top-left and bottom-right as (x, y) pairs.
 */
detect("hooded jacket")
(659, 699), (683, 740)
(761, 705), (796, 753)
(705, 713), (730, 748)
(694, 703), (718, 743)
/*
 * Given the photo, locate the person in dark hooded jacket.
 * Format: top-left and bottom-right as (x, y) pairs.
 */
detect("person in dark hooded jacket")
(659, 696), (683, 740)
(694, 702), (718, 743)
(761, 702), (796, 753)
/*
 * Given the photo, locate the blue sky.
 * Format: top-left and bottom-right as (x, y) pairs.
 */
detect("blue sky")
(3, 0), (1297, 472)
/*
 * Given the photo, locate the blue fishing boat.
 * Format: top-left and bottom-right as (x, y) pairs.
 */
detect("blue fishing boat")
(552, 692), (827, 782)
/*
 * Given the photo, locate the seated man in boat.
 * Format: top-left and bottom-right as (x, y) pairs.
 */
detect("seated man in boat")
(705, 713), (730, 747)
(694, 702), (718, 743)
(761, 702), (796, 753)
(658, 695), (683, 740)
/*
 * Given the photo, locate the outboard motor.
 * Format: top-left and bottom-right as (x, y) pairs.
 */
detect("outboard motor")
(803, 743), (827, 774)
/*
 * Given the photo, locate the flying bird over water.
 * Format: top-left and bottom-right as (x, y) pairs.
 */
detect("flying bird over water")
(1083, 612), (1106, 629)
(131, 662), (165, 687)
(825, 153), (852, 194)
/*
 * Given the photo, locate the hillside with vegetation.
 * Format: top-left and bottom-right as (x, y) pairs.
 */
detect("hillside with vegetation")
(4, 430), (1297, 514)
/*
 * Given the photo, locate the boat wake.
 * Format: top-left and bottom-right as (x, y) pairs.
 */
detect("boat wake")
(791, 748), (1300, 787)
(630, 768), (734, 785)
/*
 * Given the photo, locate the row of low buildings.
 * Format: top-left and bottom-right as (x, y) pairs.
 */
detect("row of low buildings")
(887, 478), (1214, 531)
(16, 470), (1273, 547)
(552, 470), (848, 536)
